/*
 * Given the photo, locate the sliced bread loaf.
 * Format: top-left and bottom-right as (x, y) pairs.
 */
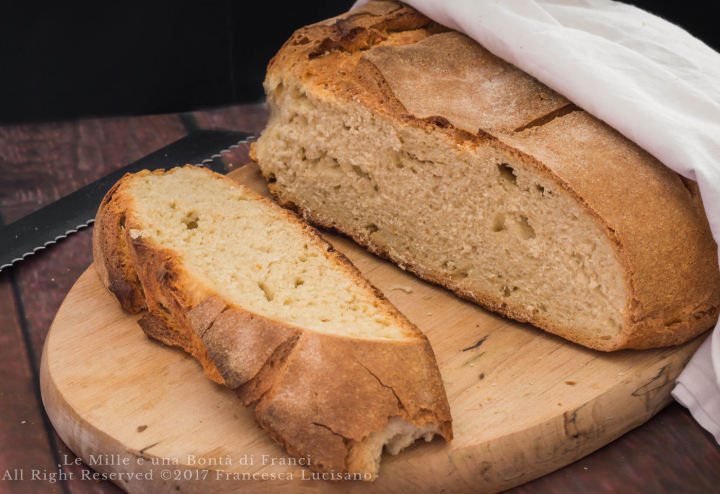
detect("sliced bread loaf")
(253, 1), (720, 351)
(92, 165), (452, 480)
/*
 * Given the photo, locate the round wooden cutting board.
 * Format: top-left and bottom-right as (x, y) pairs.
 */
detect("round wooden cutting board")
(40, 164), (705, 494)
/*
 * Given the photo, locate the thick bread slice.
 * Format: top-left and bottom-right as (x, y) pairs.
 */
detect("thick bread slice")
(92, 165), (452, 480)
(254, 1), (720, 351)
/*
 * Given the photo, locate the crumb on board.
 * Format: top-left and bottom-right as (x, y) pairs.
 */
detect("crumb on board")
(558, 402), (562, 406)
(565, 380), (577, 385)
(388, 285), (413, 293)
(427, 312), (432, 316)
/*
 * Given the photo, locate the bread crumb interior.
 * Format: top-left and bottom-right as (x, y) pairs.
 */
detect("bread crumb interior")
(348, 417), (439, 481)
(257, 80), (628, 342)
(130, 167), (408, 340)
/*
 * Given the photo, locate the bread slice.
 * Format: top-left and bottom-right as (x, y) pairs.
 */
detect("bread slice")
(253, 1), (720, 351)
(92, 165), (452, 480)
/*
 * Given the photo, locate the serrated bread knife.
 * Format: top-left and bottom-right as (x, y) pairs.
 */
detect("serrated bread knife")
(0, 130), (255, 272)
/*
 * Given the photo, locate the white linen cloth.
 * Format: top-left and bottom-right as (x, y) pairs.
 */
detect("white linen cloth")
(353, 0), (720, 441)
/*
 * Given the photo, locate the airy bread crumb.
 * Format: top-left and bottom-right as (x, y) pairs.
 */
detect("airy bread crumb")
(131, 167), (409, 340)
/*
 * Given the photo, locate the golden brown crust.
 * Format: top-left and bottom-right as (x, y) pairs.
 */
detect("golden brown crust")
(92, 164), (452, 476)
(201, 309), (301, 389)
(362, 32), (572, 134)
(259, 0), (720, 351)
(252, 331), (452, 474)
(92, 178), (146, 313)
(125, 222), (226, 384)
(188, 296), (227, 338)
(137, 312), (185, 348)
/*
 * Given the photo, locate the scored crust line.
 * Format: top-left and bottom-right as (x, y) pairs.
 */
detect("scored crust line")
(0, 135), (257, 273)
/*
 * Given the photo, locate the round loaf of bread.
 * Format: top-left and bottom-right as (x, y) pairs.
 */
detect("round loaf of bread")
(254, 0), (720, 351)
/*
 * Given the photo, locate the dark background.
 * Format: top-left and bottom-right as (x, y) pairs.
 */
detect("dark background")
(1, 3), (719, 494)
(0, 0), (717, 126)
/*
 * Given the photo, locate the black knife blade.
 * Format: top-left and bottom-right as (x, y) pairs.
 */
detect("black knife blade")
(0, 129), (255, 272)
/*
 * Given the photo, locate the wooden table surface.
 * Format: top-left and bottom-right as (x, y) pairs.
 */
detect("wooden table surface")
(0, 104), (718, 494)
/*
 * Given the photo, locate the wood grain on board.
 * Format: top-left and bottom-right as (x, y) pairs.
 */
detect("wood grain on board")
(40, 164), (710, 494)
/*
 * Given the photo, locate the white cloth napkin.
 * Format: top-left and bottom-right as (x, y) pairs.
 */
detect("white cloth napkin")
(353, 0), (720, 441)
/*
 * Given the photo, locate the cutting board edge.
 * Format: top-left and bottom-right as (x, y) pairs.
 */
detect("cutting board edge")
(40, 268), (705, 494)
